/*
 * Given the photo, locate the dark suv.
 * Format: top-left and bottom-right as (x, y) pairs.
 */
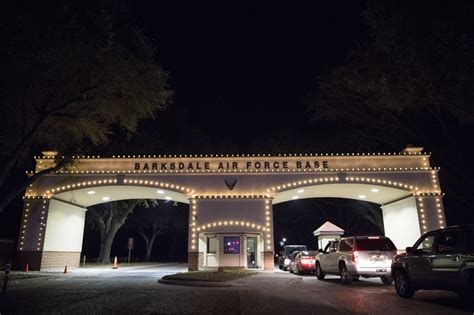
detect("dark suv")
(391, 225), (474, 298)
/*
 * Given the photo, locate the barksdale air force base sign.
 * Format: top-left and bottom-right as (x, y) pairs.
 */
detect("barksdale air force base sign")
(17, 146), (445, 271)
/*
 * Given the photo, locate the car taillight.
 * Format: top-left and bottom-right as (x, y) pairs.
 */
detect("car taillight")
(352, 251), (359, 264)
(301, 258), (313, 265)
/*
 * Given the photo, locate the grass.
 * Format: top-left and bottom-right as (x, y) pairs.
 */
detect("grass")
(7, 272), (55, 281)
(162, 270), (258, 282)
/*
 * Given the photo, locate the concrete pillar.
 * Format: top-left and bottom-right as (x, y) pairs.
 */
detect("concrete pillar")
(188, 198), (198, 271)
(414, 194), (446, 233)
(381, 196), (420, 249)
(188, 252), (199, 271)
(263, 198), (274, 270)
(41, 199), (87, 269)
(15, 198), (49, 270)
(263, 251), (274, 270)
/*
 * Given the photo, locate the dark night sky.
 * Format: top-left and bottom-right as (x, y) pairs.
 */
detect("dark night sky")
(130, 2), (367, 152)
(1, 1), (473, 260)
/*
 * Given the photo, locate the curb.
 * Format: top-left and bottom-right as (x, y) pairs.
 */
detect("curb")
(158, 278), (232, 287)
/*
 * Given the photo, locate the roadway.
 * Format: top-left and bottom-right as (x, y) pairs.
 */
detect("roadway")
(0, 262), (472, 314)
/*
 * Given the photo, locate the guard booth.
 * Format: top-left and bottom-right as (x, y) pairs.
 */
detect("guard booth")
(313, 221), (344, 250)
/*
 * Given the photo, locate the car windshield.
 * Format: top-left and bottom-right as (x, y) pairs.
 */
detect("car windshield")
(285, 246), (306, 255)
(355, 238), (396, 251)
(301, 251), (317, 257)
(289, 251), (300, 259)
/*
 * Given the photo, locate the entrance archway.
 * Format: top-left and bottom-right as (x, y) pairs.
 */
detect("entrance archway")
(272, 182), (424, 249)
(17, 147), (444, 271)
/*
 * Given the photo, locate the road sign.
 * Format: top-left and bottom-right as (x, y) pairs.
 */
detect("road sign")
(127, 238), (134, 250)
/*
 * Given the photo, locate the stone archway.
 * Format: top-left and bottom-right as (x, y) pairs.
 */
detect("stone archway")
(17, 147), (444, 270)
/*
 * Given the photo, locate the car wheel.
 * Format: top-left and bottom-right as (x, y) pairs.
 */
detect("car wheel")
(381, 275), (393, 285)
(296, 265), (302, 275)
(394, 271), (415, 298)
(352, 275), (360, 281)
(340, 264), (352, 285)
(316, 262), (325, 280)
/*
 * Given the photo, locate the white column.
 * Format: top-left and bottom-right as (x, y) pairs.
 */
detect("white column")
(43, 198), (87, 252)
(381, 196), (420, 250)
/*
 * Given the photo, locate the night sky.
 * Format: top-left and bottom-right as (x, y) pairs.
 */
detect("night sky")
(127, 2), (366, 153)
(1, 1), (473, 261)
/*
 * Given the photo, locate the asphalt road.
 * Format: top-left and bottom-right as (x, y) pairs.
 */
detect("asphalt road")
(0, 263), (473, 314)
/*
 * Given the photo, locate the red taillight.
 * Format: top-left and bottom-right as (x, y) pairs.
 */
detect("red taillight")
(301, 258), (314, 265)
(352, 251), (359, 264)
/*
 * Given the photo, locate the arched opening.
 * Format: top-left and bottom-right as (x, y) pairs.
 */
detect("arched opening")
(272, 183), (420, 251)
(40, 185), (189, 269)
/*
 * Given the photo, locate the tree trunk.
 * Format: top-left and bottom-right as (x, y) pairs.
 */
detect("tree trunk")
(145, 241), (152, 262)
(146, 234), (157, 262)
(93, 200), (139, 264)
(97, 225), (120, 264)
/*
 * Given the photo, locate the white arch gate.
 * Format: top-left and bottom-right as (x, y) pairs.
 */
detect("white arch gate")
(17, 147), (445, 270)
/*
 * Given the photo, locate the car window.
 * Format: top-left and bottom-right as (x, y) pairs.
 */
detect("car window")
(289, 251), (299, 259)
(339, 239), (354, 251)
(285, 246), (306, 255)
(355, 238), (397, 251)
(323, 243), (332, 253)
(415, 234), (435, 253)
(435, 230), (459, 254)
(464, 227), (474, 252)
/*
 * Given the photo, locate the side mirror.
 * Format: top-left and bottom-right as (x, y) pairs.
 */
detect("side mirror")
(405, 246), (413, 254)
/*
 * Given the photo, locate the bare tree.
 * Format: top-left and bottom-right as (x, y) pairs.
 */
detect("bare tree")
(136, 212), (168, 262)
(128, 201), (186, 261)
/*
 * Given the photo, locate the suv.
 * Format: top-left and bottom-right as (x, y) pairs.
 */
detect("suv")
(279, 245), (307, 270)
(315, 236), (397, 284)
(391, 225), (474, 299)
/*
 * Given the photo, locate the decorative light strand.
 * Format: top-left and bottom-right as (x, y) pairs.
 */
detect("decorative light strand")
(416, 197), (428, 233)
(435, 197), (445, 228)
(37, 200), (47, 251)
(35, 179), (194, 198)
(196, 221), (267, 232)
(265, 199), (272, 250)
(25, 166), (440, 175)
(193, 195), (270, 199)
(19, 202), (31, 250)
(269, 177), (340, 192)
(345, 177), (417, 191)
(190, 199), (197, 250)
(34, 151), (429, 160)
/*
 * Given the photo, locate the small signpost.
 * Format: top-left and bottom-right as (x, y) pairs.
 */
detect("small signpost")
(2, 263), (11, 294)
(127, 238), (134, 264)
